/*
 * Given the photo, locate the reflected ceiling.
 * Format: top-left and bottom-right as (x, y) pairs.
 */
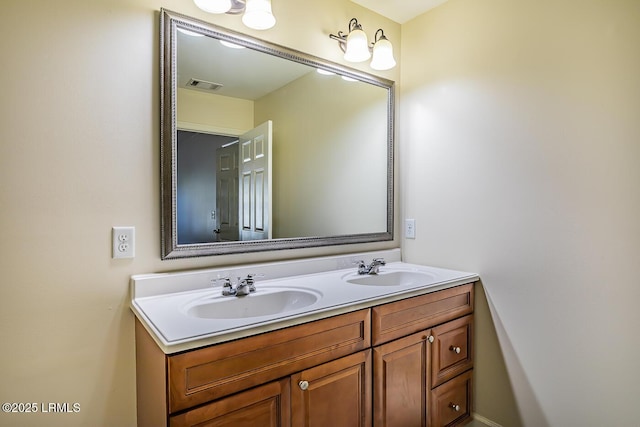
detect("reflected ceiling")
(177, 31), (311, 100)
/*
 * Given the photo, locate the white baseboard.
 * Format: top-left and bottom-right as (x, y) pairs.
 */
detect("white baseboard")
(472, 412), (503, 427)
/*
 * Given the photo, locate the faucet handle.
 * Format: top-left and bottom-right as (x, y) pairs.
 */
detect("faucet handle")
(372, 258), (386, 265)
(244, 273), (264, 282)
(220, 278), (236, 296)
(243, 273), (264, 292)
(354, 260), (368, 274)
(212, 275), (230, 286)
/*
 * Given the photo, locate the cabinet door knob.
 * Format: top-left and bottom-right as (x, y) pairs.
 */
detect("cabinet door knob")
(427, 335), (434, 343)
(298, 380), (309, 391)
(449, 403), (460, 412)
(450, 346), (461, 354)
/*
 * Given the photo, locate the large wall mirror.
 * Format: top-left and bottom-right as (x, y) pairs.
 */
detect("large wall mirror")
(161, 9), (394, 259)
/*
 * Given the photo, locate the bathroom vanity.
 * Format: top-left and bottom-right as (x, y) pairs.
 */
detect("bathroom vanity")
(147, 11), (476, 426)
(131, 250), (478, 427)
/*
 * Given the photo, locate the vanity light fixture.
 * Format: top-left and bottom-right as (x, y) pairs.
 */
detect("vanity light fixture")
(329, 18), (396, 70)
(193, 0), (276, 30)
(342, 18), (370, 62)
(330, 18), (370, 63)
(369, 29), (396, 71)
(242, 0), (276, 30)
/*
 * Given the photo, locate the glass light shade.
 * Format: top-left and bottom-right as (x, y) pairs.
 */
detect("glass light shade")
(370, 38), (396, 70)
(194, 0), (232, 14)
(242, 0), (276, 30)
(343, 28), (371, 62)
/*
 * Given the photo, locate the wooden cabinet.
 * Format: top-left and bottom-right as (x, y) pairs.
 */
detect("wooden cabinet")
(167, 309), (370, 413)
(372, 284), (474, 427)
(135, 283), (475, 427)
(169, 351), (372, 427)
(136, 309), (370, 427)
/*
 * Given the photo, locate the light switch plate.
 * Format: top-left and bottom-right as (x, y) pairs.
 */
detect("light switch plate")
(405, 219), (416, 239)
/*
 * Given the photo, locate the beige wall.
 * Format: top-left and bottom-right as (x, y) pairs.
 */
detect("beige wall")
(0, 1), (398, 426)
(10, 0), (639, 426)
(178, 71), (390, 239)
(177, 88), (254, 134)
(401, 0), (640, 426)
(255, 71), (388, 238)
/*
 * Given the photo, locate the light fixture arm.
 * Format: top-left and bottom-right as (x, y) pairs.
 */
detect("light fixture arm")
(348, 18), (362, 33)
(329, 18), (368, 54)
(372, 28), (387, 47)
(329, 31), (348, 53)
(225, 0), (246, 14)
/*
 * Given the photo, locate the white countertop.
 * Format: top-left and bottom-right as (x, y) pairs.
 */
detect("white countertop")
(130, 249), (479, 354)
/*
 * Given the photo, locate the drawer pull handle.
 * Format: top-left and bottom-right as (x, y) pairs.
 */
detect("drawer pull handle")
(298, 380), (309, 391)
(450, 346), (461, 354)
(427, 335), (434, 343)
(449, 403), (461, 412)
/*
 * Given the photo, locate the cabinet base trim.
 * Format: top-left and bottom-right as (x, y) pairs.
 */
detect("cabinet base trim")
(472, 413), (504, 427)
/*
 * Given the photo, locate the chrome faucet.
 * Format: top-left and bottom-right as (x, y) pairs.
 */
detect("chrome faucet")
(218, 274), (260, 297)
(236, 274), (258, 296)
(356, 258), (386, 275)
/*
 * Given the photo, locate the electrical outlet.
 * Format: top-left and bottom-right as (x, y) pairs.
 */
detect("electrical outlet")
(405, 219), (416, 239)
(112, 226), (135, 259)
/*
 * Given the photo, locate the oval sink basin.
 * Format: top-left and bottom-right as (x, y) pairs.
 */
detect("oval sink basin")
(184, 288), (321, 319)
(345, 270), (435, 287)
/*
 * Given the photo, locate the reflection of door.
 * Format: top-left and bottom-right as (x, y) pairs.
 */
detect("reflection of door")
(239, 121), (272, 241)
(216, 142), (239, 241)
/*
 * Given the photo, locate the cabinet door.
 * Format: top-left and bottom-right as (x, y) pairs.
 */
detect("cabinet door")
(169, 379), (290, 427)
(291, 350), (372, 427)
(373, 331), (429, 427)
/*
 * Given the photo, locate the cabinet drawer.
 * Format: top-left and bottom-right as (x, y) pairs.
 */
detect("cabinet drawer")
(429, 370), (473, 427)
(371, 283), (474, 346)
(169, 379), (290, 427)
(168, 309), (370, 413)
(431, 315), (473, 388)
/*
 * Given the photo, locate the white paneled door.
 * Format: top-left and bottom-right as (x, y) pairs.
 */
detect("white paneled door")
(239, 121), (272, 241)
(216, 141), (239, 242)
